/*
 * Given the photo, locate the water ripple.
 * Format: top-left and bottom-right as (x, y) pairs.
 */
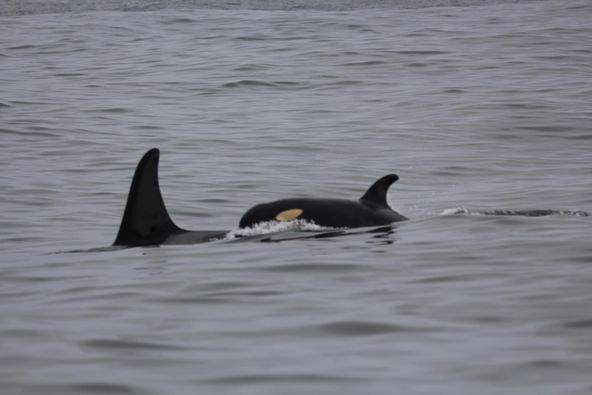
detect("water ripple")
(221, 79), (306, 89)
(316, 320), (432, 336)
(82, 338), (186, 351)
(202, 373), (363, 384)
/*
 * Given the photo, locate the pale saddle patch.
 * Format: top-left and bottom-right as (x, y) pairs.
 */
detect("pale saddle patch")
(275, 208), (303, 222)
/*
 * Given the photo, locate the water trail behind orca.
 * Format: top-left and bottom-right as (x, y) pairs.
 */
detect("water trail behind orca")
(441, 208), (589, 217)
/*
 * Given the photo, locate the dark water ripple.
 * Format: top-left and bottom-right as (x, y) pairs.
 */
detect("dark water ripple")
(82, 338), (187, 351)
(316, 321), (432, 336)
(202, 372), (365, 384)
(221, 79), (307, 89)
(0, 382), (148, 395)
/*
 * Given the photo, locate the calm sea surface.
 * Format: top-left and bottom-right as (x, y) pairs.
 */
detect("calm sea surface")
(1, 0), (591, 394)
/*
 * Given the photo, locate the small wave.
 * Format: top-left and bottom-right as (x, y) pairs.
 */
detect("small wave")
(392, 50), (450, 56)
(222, 80), (274, 88)
(317, 320), (431, 336)
(88, 107), (132, 114)
(221, 80), (304, 89)
(67, 383), (140, 394)
(166, 17), (198, 24)
(561, 319), (592, 329)
(49, 246), (126, 254)
(82, 338), (184, 351)
(262, 262), (360, 272)
(441, 207), (589, 217)
(341, 60), (387, 67)
(14, 382), (142, 395)
(204, 373), (356, 384)
(0, 126), (63, 139)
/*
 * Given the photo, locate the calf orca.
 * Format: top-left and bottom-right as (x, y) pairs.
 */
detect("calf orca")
(239, 175), (407, 228)
(113, 148), (407, 247)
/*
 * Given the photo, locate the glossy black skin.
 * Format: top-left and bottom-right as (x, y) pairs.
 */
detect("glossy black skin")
(239, 174), (408, 228)
(239, 198), (407, 228)
(113, 149), (226, 246)
(112, 149), (587, 247)
(113, 149), (406, 247)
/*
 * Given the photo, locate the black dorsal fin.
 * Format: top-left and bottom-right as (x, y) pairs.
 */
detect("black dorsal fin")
(113, 148), (184, 246)
(359, 174), (399, 207)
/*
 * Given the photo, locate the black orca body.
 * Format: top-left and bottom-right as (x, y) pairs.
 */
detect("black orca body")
(239, 175), (407, 228)
(113, 149), (227, 246)
(113, 149), (407, 247)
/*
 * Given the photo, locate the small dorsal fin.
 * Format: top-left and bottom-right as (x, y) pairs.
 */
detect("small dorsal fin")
(113, 148), (184, 246)
(359, 174), (399, 207)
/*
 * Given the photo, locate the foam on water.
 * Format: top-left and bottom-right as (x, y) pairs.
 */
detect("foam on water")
(441, 207), (590, 217)
(224, 219), (327, 240)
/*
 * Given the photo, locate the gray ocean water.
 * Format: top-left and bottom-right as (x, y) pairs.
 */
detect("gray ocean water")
(1, 0), (592, 394)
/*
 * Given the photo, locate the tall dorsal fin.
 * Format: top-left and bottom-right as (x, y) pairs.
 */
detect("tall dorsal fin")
(113, 148), (184, 246)
(359, 174), (399, 207)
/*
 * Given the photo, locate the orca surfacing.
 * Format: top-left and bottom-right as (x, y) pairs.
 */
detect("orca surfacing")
(113, 149), (227, 246)
(238, 174), (407, 228)
(113, 148), (407, 247)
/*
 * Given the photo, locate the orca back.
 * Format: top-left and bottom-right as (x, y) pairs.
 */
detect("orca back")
(238, 174), (407, 228)
(113, 149), (185, 246)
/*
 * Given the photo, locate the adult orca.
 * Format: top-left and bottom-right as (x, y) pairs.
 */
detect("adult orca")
(113, 148), (407, 247)
(239, 175), (408, 228)
(113, 148), (227, 246)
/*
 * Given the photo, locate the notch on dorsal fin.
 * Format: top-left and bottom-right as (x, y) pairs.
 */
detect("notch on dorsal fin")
(359, 174), (399, 207)
(113, 148), (185, 246)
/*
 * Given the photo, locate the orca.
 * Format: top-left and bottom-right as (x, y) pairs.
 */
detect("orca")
(113, 148), (407, 247)
(239, 175), (408, 228)
(113, 148), (227, 246)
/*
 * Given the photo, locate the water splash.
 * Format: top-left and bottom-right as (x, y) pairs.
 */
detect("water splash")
(224, 220), (328, 240)
(441, 207), (589, 217)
